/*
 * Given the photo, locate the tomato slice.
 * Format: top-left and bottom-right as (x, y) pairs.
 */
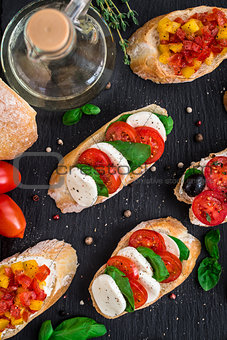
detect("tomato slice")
(192, 190), (227, 226)
(0, 161), (21, 194)
(156, 251), (182, 283)
(105, 121), (138, 142)
(78, 148), (112, 167)
(96, 165), (121, 194)
(129, 279), (148, 309)
(129, 229), (166, 253)
(135, 126), (165, 164)
(107, 256), (139, 280)
(35, 265), (51, 281)
(204, 157), (227, 193)
(14, 273), (32, 289)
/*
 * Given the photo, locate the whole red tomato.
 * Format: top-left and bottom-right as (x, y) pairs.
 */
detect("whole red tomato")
(0, 194), (26, 238)
(0, 161), (21, 194)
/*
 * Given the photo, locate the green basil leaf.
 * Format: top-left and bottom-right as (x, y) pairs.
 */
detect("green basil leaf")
(63, 108), (83, 126)
(198, 257), (222, 291)
(204, 229), (220, 259)
(105, 266), (135, 312)
(184, 168), (203, 182)
(39, 320), (54, 340)
(81, 104), (101, 115)
(169, 236), (190, 261)
(50, 317), (107, 340)
(153, 113), (174, 135)
(106, 141), (151, 171)
(106, 114), (132, 130)
(137, 247), (169, 282)
(76, 164), (108, 197)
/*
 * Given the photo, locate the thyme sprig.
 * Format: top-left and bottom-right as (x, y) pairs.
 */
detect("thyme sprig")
(91, 0), (138, 64)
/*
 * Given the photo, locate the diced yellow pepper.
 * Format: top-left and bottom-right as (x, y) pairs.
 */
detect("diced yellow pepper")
(0, 319), (9, 331)
(0, 275), (9, 289)
(194, 19), (203, 29)
(158, 17), (171, 32)
(159, 44), (170, 53)
(182, 19), (200, 33)
(205, 52), (214, 65)
(159, 31), (169, 41)
(29, 300), (43, 311)
(11, 262), (24, 273)
(181, 66), (195, 78)
(23, 260), (38, 278)
(216, 26), (227, 40)
(11, 318), (24, 326)
(221, 47), (227, 54)
(158, 17), (180, 34)
(159, 52), (171, 64)
(4, 312), (10, 319)
(38, 280), (46, 289)
(169, 43), (183, 53)
(193, 59), (202, 69)
(0, 267), (5, 276)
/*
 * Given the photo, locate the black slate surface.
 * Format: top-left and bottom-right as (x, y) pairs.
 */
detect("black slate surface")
(0, 0), (227, 339)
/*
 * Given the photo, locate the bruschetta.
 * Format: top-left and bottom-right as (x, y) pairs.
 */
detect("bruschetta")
(127, 6), (227, 83)
(174, 149), (227, 227)
(0, 239), (77, 339)
(89, 217), (201, 319)
(48, 104), (173, 213)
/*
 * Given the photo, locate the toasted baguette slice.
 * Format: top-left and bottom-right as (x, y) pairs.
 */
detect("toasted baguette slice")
(48, 104), (168, 213)
(174, 149), (227, 226)
(1, 239), (78, 339)
(89, 217), (201, 319)
(0, 79), (38, 160)
(127, 6), (227, 83)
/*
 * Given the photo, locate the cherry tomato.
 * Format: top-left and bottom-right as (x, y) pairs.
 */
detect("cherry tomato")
(105, 121), (138, 142)
(96, 165), (121, 194)
(107, 256), (139, 280)
(0, 195), (26, 238)
(192, 190), (227, 226)
(135, 126), (165, 164)
(78, 148), (112, 167)
(129, 229), (166, 253)
(35, 265), (51, 281)
(0, 161), (21, 194)
(129, 279), (148, 309)
(204, 157), (227, 193)
(156, 251), (182, 283)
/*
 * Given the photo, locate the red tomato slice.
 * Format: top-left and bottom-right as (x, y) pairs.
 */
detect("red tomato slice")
(129, 229), (166, 253)
(107, 256), (139, 280)
(135, 126), (165, 164)
(204, 157), (227, 193)
(96, 165), (121, 194)
(78, 148), (112, 167)
(105, 121), (138, 143)
(0, 195), (26, 238)
(156, 251), (182, 283)
(15, 274), (32, 289)
(129, 279), (148, 309)
(35, 265), (51, 281)
(0, 161), (21, 194)
(192, 190), (227, 226)
(19, 291), (36, 307)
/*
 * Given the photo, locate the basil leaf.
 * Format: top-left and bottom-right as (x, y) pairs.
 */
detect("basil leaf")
(106, 141), (151, 171)
(63, 108), (82, 126)
(137, 247), (169, 282)
(105, 266), (135, 312)
(169, 236), (190, 261)
(39, 320), (54, 340)
(50, 317), (107, 340)
(198, 257), (222, 291)
(81, 104), (101, 115)
(76, 164), (108, 197)
(205, 229), (220, 259)
(153, 113), (174, 135)
(184, 168), (203, 182)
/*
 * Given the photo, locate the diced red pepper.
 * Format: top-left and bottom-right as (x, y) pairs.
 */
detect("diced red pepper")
(35, 265), (50, 282)
(4, 267), (13, 278)
(197, 46), (211, 61)
(176, 28), (186, 41)
(213, 8), (227, 26)
(15, 274), (33, 289)
(22, 310), (29, 322)
(19, 291), (36, 307)
(0, 300), (8, 315)
(210, 43), (223, 54)
(219, 39), (227, 47)
(10, 305), (21, 319)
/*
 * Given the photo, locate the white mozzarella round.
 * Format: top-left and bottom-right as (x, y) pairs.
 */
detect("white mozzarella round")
(138, 271), (160, 303)
(160, 233), (180, 258)
(126, 111), (166, 141)
(118, 246), (153, 276)
(92, 274), (126, 317)
(66, 167), (98, 207)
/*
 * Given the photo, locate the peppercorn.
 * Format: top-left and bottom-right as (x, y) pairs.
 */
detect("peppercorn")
(32, 195), (39, 201)
(196, 120), (202, 127)
(59, 310), (69, 317)
(195, 133), (203, 142)
(164, 165), (171, 171)
(106, 82), (111, 90)
(124, 210), (132, 218)
(85, 236), (93, 245)
(53, 214), (60, 220)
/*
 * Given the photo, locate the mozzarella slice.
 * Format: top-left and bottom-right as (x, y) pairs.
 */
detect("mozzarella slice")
(66, 167), (97, 207)
(126, 111), (166, 141)
(160, 233), (180, 258)
(92, 274), (126, 317)
(138, 271), (160, 304)
(118, 247), (153, 276)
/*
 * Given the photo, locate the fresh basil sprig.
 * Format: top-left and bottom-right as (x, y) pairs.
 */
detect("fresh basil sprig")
(76, 164), (108, 197)
(153, 113), (174, 135)
(169, 236), (190, 261)
(198, 258), (222, 291)
(184, 168), (203, 182)
(204, 229), (220, 259)
(39, 317), (107, 340)
(105, 265), (135, 312)
(63, 104), (101, 126)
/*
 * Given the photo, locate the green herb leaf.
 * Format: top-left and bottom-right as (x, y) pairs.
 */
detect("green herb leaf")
(76, 164), (108, 197)
(137, 247), (169, 282)
(198, 257), (221, 291)
(39, 320), (54, 340)
(153, 113), (174, 135)
(105, 266), (135, 312)
(206, 213), (211, 223)
(169, 236), (190, 261)
(106, 141), (151, 171)
(63, 108), (83, 126)
(81, 104), (101, 115)
(204, 229), (220, 259)
(184, 168), (203, 182)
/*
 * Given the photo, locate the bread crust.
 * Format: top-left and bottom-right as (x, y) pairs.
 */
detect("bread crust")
(1, 239), (78, 339)
(48, 104), (168, 213)
(89, 217), (201, 319)
(0, 79), (38, 160)
(127, 6), (227, 83)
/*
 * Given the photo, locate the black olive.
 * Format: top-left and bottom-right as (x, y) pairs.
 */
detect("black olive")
(183, 174), (206, 197)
